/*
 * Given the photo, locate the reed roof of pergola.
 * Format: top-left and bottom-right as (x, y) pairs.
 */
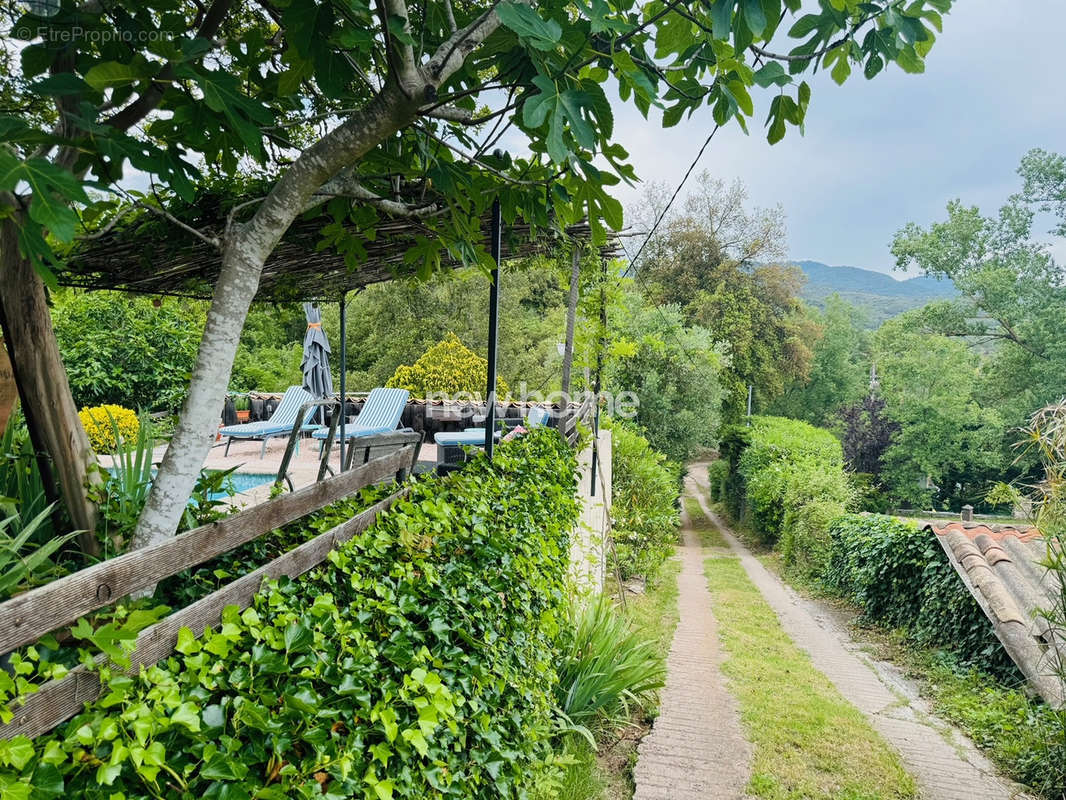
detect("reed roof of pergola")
(59, 204), (621, 302)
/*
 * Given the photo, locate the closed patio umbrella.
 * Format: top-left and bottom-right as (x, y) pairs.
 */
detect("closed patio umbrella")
(301, 303), (333, 423)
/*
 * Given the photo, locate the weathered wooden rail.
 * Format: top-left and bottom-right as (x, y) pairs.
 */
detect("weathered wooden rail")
(0, 434), (420, 739)
(557, 393), (595, 446)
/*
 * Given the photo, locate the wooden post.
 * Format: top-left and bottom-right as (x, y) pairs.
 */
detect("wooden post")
(0, 337), (15, 434)
(0, 217), (101, 556)
(484, 197), (501, 459)
(561, 243), (581, 397)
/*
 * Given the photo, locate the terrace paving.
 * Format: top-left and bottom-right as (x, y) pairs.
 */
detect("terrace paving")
(99, 435), (438, 510)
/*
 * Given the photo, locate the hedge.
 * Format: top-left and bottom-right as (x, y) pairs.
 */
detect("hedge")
(0, 428), (580, 799)
(718, 416), (852, 573)
(823, 514), (1013, 674)
(610, 423), (681, 579)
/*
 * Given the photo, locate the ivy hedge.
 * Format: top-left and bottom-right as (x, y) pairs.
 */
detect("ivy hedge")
(609, 423), (681, 580)
(823, 514), (1014, 674)
(0, 429), (580, 800)
(718, 416), (852, 573)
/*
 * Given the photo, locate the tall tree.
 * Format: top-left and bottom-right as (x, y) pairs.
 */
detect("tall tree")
(631, 172), (816, 417)
(774, 294), (870, 425)
(0, 0), (956, 549)
(892, 148), (1066, 434)
(873, 314), (1003, 508)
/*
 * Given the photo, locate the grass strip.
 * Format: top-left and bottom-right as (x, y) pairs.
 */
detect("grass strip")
(682, 495), (729, 548)
(704, 555), (917, 800)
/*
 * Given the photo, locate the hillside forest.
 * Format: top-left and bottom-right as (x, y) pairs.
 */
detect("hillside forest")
(51, 149), (1066, 513)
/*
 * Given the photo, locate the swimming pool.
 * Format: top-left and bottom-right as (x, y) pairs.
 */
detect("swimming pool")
(107, 469), (276, 501)
(218, 472), (275, 499)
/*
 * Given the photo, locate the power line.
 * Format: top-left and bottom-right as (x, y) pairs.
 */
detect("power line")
(610, 124), (727, 386)
(621, 123), (720, 279)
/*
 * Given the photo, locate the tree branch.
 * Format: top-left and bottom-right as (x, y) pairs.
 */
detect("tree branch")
(102, 0), (234, 134)
(442, 0), (457, 33)
(421, 104), (474, 122)
(380, 0), (421, 95)
(309, 174), (443, 217)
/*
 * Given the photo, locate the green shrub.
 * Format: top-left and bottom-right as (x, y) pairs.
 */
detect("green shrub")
(823, 514), (1012, 673)
(78, 404), (140, 453)
(53, 291), (204, 412)
(719, 416), (851, 573)
(386, 333), (509, 398)
(0, 408), (55, 546)
(0, 506), (77, 599)
(4, 429), (580, 799)
(554, 595), (666, 730)
(610, 422), (680, 579)
(707, 460), (728, 502)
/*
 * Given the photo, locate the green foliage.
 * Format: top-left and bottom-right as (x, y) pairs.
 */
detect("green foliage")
(633, 174), (816, 421)
(3, 429), (580, 799)
(605, 289), (725, 461)
(2, 0), (954, 294)
(554, 595), (666, 730)
(90, 411), (156, 552)
(918, 654), (1066, 798)
(773, 295), (870, 426)
(0, 505), (76, 600)
(91, 413), (237, 554)
(229, 342), (304, 394)
(53, 293), (204, 412)
(610, 422), (681, 579)
(872, 315), (1004, 508)
(822, 514), (1012, 673)
(338, 266), (567, 393)
(721, 416), (851, 573)
(707, 459), (729, 503)
(387, 333), (509, 398)
(0, 408), (54, 545)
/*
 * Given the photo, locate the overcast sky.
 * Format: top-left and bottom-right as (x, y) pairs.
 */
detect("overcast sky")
(607, 0), (1066, 277)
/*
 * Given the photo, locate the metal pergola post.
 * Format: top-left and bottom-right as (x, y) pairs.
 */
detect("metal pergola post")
(484, 197), (502, 459)
(590, 257), (606, 495)
(339, 291), (347, 470)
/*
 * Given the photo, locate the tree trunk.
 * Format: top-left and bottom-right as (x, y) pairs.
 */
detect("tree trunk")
(0, 217), (101, 556)
(0, 338), (15, 435)
(131, 87), (420, 550)
(561, 243), (581, 396)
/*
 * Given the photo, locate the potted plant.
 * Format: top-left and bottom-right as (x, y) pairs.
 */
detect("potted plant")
(234, 395), (250, 422)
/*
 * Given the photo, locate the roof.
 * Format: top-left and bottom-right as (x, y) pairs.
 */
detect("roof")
(60, 205), (620, 302)
(924, 521), (1064, 708)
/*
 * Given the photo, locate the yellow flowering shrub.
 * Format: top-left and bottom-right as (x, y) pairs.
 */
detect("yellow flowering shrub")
(387, 333), (509, 398)
(78, 404), (140, 452)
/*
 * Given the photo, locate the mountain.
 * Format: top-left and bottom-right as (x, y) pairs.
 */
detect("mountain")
(792, 260), (957, 327)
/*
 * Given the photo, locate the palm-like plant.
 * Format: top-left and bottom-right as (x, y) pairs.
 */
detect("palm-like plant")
(554, 595), (665, 731)
(0, 505), (78, 600)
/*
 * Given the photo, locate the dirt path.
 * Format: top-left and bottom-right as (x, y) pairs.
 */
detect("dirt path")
(631, 494), (752, 799)
(686, 465), (1033, 800)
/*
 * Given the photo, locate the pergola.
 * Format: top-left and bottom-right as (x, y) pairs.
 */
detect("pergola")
(58, 197), (621, 463)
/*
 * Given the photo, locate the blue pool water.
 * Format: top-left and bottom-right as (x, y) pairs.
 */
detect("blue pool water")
(107, 469), (275, 501)
(223, 472), (275, 498)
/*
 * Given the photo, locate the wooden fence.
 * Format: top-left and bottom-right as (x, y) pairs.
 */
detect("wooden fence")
(0, 433), (421, 740)
(0, 406), (594, 741)
(557, 393), (596, 445)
